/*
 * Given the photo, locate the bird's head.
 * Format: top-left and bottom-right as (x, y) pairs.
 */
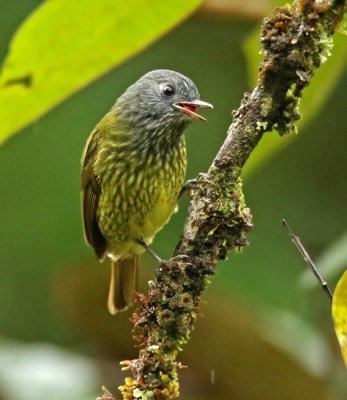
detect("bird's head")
(115, 70), (213, 133)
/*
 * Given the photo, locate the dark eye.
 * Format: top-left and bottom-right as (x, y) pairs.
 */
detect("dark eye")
(163, 85), (175, 97)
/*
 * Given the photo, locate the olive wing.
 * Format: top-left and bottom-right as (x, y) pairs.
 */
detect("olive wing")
(81, 129), (107, 261)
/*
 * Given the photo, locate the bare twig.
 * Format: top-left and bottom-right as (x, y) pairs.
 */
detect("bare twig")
(282, 219), (333, 301)
(117, 1), (346, 399)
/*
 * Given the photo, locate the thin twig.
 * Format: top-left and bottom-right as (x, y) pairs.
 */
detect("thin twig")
(282, 219), (333, 301)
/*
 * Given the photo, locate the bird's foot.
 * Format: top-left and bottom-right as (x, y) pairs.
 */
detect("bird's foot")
(169, 254), (190, 263)
(137, 239), (176, 264)
(136, 239), (191, 265)
(162, 254), (192, 266)
(137, 239), (163, 264)
(180, 173), (218, 197)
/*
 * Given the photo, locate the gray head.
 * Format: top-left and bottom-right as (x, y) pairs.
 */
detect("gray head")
(114, 70), (213, 135)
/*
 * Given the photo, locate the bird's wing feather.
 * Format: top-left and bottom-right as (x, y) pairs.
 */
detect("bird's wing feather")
(81, 128), (107, 261)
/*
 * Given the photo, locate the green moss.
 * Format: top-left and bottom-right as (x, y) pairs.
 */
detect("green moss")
(256, 121), (269, 131)
(133, 388), (154, 399)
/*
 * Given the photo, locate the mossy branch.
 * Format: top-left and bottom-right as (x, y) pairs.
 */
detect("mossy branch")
(116, 1), (346, 399)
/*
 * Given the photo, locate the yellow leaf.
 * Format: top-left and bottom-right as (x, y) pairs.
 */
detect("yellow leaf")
(332, 270), (347, 367)
(0, 0), (204, 145)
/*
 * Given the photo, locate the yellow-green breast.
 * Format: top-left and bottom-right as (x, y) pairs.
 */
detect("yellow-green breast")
(94, 116), (187, 260)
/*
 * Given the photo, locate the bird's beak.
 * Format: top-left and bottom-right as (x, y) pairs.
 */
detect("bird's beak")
(173, 99), (213, 121)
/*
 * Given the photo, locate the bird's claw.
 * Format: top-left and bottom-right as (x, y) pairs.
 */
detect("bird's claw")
(180, 173), (219, 197)
(170, 254), (189, 262)
(165, 254), (192, 266)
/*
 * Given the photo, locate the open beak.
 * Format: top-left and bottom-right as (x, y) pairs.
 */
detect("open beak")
(173, 99), (213, 121)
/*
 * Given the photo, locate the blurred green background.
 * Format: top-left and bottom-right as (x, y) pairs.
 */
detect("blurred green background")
(0, 1), (346, 399)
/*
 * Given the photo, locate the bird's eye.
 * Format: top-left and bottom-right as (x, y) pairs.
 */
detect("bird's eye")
(163, 85), (175, 97)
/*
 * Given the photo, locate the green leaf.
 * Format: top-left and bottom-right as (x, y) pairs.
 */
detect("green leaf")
(242, 12), (347, 178)
(0, 0), (204, 145)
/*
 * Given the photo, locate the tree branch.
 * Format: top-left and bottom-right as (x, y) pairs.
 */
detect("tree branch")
(117, 1), (346, 399)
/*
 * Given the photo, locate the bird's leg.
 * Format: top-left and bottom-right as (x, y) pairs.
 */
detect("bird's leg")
(179, 172), (218, 198)
(137, 239), (164, 264)
(137, 239), (190, 265)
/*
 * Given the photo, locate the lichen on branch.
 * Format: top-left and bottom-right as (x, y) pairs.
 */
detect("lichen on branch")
(116, 1), (346, 399)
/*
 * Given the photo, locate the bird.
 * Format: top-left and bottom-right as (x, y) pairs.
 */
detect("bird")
(81, 69), (212, 314)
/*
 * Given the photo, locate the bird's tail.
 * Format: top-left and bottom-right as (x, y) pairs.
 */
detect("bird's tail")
(108, 256), (138, 314)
